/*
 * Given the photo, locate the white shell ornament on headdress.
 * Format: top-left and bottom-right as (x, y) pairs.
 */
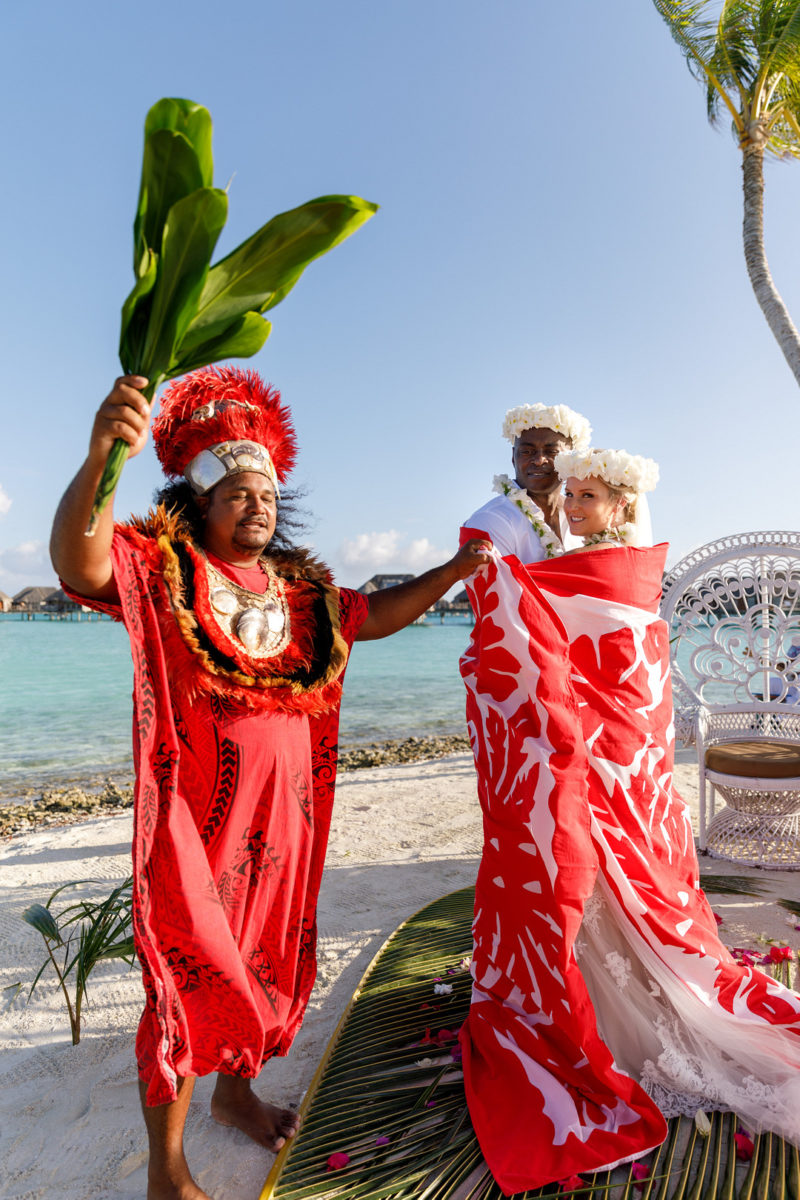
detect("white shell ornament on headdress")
(184, 439), (280, 496)
(502, 403), (592, 450)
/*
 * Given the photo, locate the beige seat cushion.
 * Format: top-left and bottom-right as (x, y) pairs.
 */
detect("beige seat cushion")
(705, 739), (800, 779)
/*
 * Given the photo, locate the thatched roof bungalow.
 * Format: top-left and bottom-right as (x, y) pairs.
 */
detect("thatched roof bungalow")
(43, 588), (82, 613)
(11, 586), (55, 612)
(357, 573), (415, 594)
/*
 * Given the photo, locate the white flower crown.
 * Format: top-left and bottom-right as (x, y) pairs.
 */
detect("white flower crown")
(502, 403), (592, 450)
(554, 447), (659, 493)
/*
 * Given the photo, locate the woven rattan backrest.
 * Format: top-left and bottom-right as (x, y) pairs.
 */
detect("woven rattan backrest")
(660, 531), (800, 708)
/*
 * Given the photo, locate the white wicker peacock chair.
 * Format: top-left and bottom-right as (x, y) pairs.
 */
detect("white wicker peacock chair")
(660, 531), (800, 868)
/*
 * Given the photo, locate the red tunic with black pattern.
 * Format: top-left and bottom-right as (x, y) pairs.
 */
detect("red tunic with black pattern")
(65, 508), (368, 1105)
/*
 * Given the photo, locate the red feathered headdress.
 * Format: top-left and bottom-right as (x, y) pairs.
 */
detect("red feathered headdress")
(152, 366), (297, 492)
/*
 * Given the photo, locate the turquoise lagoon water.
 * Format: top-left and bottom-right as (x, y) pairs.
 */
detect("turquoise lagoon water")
(0, 615), (474, 799)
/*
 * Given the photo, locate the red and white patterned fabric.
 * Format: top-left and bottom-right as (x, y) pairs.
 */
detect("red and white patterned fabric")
(457, 541), (800, 1194)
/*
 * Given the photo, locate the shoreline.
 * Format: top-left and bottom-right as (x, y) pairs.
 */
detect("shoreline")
(0, 734), (472, 838)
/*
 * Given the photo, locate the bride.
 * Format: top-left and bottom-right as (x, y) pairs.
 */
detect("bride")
(458, 447), (800, 1195)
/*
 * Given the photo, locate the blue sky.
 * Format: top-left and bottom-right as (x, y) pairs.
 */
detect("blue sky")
(2, 1), (799, 595)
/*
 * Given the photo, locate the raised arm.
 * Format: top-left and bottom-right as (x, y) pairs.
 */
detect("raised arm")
(49, 375), (151, 600)
(354, 539), (491, 641)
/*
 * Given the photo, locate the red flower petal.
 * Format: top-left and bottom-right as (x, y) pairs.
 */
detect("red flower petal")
(734, 1132), (754, 1160)
(769, 945), (792, 962)
(631, 1161), (649, 1189)
(558, 1175), (585, 1191)
(327, 1152), (351, 1171)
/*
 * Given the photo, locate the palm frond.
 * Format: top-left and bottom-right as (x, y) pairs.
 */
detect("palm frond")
(697, 871), (767, 895)
(712, 1), (760, 96)
(260, 888), (796, 1200)
(652, 0), (744, 127)
(21, 876), (134, 1043)
(753, 0), (800, 84)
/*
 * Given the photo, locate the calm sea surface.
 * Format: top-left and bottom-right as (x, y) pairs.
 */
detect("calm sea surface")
(0, 615), (473, 799)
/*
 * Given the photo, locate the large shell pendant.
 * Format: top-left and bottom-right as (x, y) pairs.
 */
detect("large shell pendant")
(201, 554), (291, 660)
(264, 599), (285, 634)
(210, 587), (238, 615)
(236, 607), (270, 651)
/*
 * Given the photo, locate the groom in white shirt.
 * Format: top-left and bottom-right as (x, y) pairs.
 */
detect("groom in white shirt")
(462, 403), (592, 562)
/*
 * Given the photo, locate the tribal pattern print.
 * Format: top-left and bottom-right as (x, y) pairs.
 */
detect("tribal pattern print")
(64, 532), (370, 1106)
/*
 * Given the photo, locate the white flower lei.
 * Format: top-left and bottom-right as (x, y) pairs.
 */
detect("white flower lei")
(492, 475), (564, 559)
(502, 404), (591, 450)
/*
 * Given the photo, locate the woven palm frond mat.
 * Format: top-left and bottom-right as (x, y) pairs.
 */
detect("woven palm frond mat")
(260, 886), (799, 1200)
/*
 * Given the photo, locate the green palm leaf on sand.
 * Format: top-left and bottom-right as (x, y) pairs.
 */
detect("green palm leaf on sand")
(261, 887), (799, 1200)
(22, 876), (134, 1045)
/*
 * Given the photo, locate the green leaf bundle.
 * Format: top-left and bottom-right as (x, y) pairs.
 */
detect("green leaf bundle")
(87, 97), (377, 533)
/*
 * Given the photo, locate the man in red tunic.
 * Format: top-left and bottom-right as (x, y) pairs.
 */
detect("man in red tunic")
(50, 367), (489, 1200)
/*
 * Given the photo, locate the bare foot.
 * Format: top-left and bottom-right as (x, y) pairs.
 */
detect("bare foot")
(139, 1077), (211, 1200)
(147, 1163), (211, 1200)
(210, 1076), (300, 1152)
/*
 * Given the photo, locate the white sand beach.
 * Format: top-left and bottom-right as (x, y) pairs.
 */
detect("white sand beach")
(1, 755), (797, 1200)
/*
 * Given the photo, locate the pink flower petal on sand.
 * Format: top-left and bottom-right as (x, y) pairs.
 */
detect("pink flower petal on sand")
(558, 1175), (585, 1192)
(327, 1152), (350, 1171)
(631, 1162), (649, 1189)
(734, 1131), (755, 1160)
(712, 911), (723, 925)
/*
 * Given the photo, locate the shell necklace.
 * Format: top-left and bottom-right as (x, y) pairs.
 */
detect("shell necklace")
(492, 475), (564, 559)
(204, 555), (292, 659)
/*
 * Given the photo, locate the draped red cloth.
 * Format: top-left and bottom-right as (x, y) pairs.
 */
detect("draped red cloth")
(457, 539), (800, 1193)
(65, 527), (368, 1105)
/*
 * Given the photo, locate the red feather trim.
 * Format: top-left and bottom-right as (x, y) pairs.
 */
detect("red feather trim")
(151, 366), (297, 483)
(153, 582), (344, 716)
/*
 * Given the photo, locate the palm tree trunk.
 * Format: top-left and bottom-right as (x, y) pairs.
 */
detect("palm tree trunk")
(741, 139), (800, 385)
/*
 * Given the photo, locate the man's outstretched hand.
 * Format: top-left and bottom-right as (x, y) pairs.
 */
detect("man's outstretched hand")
(448, 538), (492, 579)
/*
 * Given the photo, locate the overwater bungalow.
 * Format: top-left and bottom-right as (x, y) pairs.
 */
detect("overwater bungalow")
(11, 586), (55, 612)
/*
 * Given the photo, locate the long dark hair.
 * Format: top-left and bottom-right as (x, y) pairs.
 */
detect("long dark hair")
(152, 479), (308, 553)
